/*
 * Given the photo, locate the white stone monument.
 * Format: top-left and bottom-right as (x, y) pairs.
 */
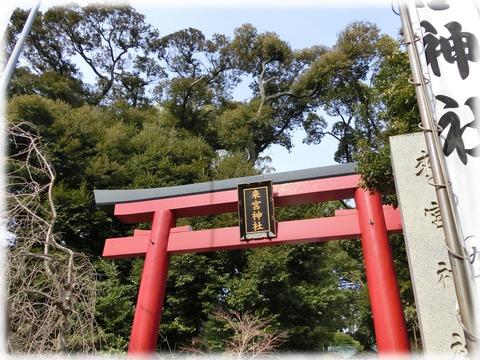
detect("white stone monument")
(390, 132), (466, 358)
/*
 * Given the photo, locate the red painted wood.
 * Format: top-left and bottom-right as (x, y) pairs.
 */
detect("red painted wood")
(354, 188), (410, 354)
(128, 210), (175, 355)
(103, 234), (149, 258)
(103, 206), (402, 258)
(114, 175), (360, 223)
(334, 209), (358, 216)
(134, 226), (191, 235)
(169, 215), (359, 254)
(104, 226), (192, 258)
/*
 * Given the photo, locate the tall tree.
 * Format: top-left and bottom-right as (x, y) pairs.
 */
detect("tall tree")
(355, 45), (420, 202)
(154, 28), (239, 143)
(6, 4), (165, 107)
(300, 21), (394, 163)
(218, 24), (327, 162)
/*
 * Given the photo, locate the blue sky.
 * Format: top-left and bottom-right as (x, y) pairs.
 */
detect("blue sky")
(3, 0), (404, 173)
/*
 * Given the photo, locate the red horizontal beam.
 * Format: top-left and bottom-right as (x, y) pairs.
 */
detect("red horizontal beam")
(169, 215), (358, 255)
(102, 226), (191, 258)
(114, 175), (360, 223)
(103, 206), (402, 258)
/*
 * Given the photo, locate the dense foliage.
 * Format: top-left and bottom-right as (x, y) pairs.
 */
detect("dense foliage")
(5, 3), (421, 355)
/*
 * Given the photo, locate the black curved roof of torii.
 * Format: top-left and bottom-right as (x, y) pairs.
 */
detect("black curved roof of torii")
(94, 162), (358, 214)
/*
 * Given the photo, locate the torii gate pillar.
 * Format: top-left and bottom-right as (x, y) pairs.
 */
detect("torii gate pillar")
(355, 188), (410, 354)
(128, 210), (175, 353)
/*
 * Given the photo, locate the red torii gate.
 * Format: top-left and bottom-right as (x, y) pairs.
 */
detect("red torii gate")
(94, 163), (410, 356)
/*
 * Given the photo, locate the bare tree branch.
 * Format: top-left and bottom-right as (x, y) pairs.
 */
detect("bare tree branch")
(182, 308), (288, 359)
(5, 121), (100, 354)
